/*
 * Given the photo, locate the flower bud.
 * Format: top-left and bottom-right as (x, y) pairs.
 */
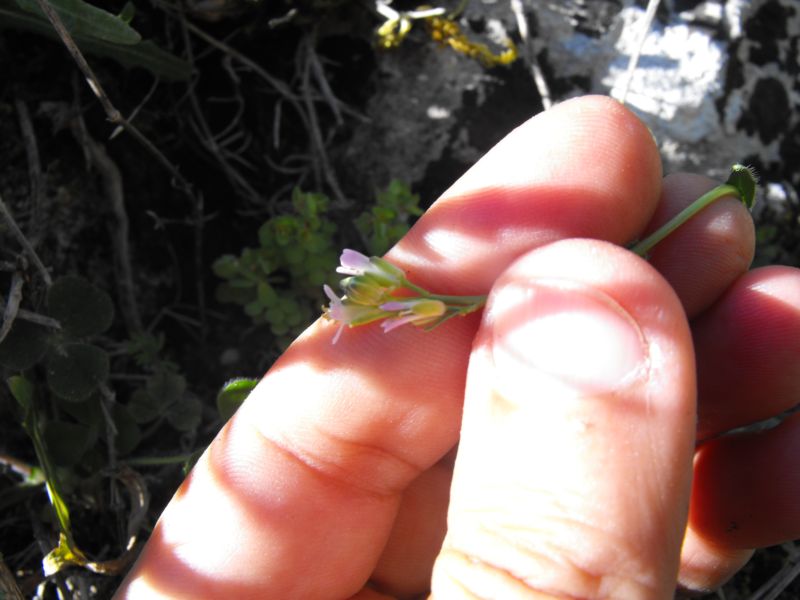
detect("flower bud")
(336, 249), (406, 288)
(340, 276), (388, 306)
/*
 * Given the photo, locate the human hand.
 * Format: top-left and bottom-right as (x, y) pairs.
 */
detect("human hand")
(115, 96), (800, 599)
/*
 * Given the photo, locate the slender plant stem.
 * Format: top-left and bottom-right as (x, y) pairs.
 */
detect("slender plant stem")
(429, 293), (486, 305)
(0, 194), (52, 286)
(123, 451), (200, 466)
(629, 184), (739, 257)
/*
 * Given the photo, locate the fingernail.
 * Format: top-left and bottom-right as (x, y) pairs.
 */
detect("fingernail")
(491, 279), (648, 396)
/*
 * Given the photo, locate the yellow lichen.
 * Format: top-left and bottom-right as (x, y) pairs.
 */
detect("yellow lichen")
(374, 5), (518, 67)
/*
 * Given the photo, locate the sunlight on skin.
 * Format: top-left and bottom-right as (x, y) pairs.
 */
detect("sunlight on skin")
(114, 96), (800, 599)
(433, 241), (695, 598)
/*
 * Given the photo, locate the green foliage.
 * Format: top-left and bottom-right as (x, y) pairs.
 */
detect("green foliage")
(726, 164), (758, 209)
(45, 342), (109, 402)
(0, 0), (191, 81)
(13, 0), (141, 44)
(213, 181), (420, 343)
(0, 319), (50, 370)
(356, 179), (422, 256)
(213, 187), (339, 341)
(7, 374), (34, 410)
(1, 275), (201, 473)
(47, 275), (114, 338)
(126, 356), (199, 436)
(216, 377), (258, 421)
(43, 420), (97, 467)
(125, 331), (164, 366)
(7, 376), (85, 575)
(110, 403), (141, 455)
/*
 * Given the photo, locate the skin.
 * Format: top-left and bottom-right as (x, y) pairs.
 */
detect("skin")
(114, 96), (800, 599)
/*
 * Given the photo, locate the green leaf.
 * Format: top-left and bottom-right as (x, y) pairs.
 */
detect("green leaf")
(59, 394), (102, 427)
(215, 282), (254, 305)
(7, 375), (34, 410)
(269, 321), (290, 336)
(165, 395), (201, 433)
(43, 420), (96, 467)
(244, 299), (265, 317)
(0, 2), (192, 81)
(0, 319), (51, 370)
(212, 254), (240, 279)
(283, 245), (305, 264)
(45, 343), (109, 402)
(118, 1), (134, 24)
(726, 164), (758, 209)
(146, 370), (186, 407)
(47, 276), (114, 337)
(14, 0), (141, 44)
(127, 388), (163, 423)
(111, 403), (141, 455)
(216, 377), (257, 421)
(125, 331), (165, 368)
(257, 282), (278, 306)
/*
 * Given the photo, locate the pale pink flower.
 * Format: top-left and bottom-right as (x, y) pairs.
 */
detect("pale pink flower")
(322, 285), (386, 343)
(379, 298), (446, 333)
(336, 249), (372, 276)
(335, 249), (405, 288)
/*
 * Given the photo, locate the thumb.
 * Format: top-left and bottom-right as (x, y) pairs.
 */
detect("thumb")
(431, 239), (697, 599)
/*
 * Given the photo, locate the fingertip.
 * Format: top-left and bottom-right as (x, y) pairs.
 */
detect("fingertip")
(395, 96), (664, 294)
(435, 239), (696, 599)
(645, 173), (756, 316)
(690, 412), (800, 549)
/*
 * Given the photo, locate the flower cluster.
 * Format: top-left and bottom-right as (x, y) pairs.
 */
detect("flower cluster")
(322, 249), (483, 343)
(322, 165), (757, 344)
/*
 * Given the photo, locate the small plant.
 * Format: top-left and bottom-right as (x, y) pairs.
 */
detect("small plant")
(356, 179), (423, 255)
(0, 0), (191, 80)
(0, 275), (114, 416)
(125, 332), (201, 437)
(213, 187), (340, 342)
(322, 165), (759, 342)
(0, 275), (206, 575)
(213, 181), (422, 344)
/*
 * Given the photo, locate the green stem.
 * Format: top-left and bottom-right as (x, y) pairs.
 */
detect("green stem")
(629, 184), (739, 257)
(429, 293), (487, 306)
(403, 279), (487, 306)
(123, 453), (196, 466)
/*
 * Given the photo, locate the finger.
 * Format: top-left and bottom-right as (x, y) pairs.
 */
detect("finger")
(690, 411), (800, 549)
(358, 172), (760, 593)
(676, 266), (800, 591)
(115, 96), (664, 599)
(387, 95), (663, 294)
(644, 173), (755, 317)
(368, 454), (453, 597)
(693, 265), (800, 439)
(432, 239), (696, 599)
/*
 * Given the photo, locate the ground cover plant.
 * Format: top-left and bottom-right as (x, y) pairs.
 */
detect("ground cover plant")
(0, 0), (798, 598)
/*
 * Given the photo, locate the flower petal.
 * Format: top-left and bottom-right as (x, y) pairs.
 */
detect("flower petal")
(336, 249), (372, 276)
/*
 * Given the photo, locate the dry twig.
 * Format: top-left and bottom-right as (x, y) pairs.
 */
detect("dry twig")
(0, 271), (24, 345)
(14, 98), (45, 245)
(617, 0), (661, 105)
(179, 17), (263, 205)
(0, 194), (52, 286)
(35, 0), (208, 331)
(300, 34), (347, 207)
(0, 553), (25, 600)
(68, 118), (143, 336)
(510, 0), (552, 110)
(32, 0), (196, 198)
